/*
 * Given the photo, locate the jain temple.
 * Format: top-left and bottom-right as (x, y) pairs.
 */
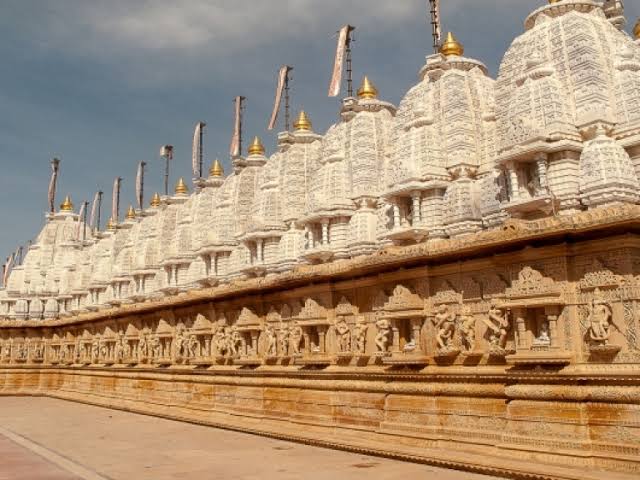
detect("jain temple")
(1, 2), (640, 478)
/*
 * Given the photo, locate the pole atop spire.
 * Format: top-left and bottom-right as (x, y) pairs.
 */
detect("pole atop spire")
(328, 25), (356, 98)
(429, 0), (442, 54)
(268, 66), (293, 132)
(48, 158), (61, 214)
(230, 96), (246, 158)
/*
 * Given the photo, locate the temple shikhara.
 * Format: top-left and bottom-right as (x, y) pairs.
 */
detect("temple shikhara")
(1, 2), (640, 479)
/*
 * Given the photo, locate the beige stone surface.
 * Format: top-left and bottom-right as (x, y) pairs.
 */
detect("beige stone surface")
(0, 397), (501, 480)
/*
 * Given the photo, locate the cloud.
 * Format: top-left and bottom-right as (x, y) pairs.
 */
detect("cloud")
(44, 0), (423, 54)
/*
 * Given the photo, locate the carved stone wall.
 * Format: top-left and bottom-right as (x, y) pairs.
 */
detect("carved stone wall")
(2, 211), (640, 479)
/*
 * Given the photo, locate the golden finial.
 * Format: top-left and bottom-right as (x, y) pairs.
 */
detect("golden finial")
(175, 177), (189, 195)
(293, 111), (312, 131)
(248, 136), (265, 156)
(106, 217), (116, 230)
(150, 192), (161, 207)
(59, 195), (74, 212)
(548, 0), (561, 4)
(126, 205), (136, 220)
(440, 32), (464, 58)
(209, 159), (224, 177)
(634, 18), (640, 40)
(357, 76), (378, 100)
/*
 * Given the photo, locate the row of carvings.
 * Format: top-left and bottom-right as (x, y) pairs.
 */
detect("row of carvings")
(0, 279), (633, 367)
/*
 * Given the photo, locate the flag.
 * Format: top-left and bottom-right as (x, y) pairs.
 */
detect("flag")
(229, 96), (243, 157)
(112, 177), (121, 224)
(328, 25), (354, 97)
(75, 202), (87, 240)
(89, 191), (100, 230)
(192, 122), (205, 178)
(48, 159), (60, 213)
(135, 162), (145, 210)
(268, 66), (292, 130)
(3, 254), (14, 287)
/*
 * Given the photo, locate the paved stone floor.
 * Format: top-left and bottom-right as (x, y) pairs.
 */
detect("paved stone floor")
(0, 397), (503, 480)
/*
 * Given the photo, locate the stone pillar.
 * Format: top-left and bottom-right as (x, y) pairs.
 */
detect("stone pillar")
(318, 327), (326, 354)
(321, 220), (329, 246)
(507, 162), (519, 200)
(514, 308), (527, 349)
(411, 318), (422, 353)
(411, 192), (421, 226)
(391, 320), (401, 353)
(535, 153), (548, 191)
(545, 305), (560, 349)
(256, 239), (264, 263)
(393, 203), (401, 229)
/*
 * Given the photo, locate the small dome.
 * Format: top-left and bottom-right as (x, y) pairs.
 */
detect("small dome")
(126, 205), (136, 220)
(357, 76), (378, 100)
(209, 159), (224, 177)
(150, 192), (161, 207)
(439, 32), (464, 57)
(59, 195), (74, 212)
(294, 111), (312, 131)
(248, 136), (265, 156)
(175, 177), (189, 195)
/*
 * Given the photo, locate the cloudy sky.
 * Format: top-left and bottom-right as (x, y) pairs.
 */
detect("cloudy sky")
(1, 1), (639, 259)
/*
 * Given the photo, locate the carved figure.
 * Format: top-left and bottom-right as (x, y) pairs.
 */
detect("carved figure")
(290, 324), (303, 356)
(279, 325), (290, 357)
(587, 293), (614, 345)
(533, 321), (551, 346)
(353, 319), (368, 354)
(375, 317), (391, 352)
(151, 336), (161, 358)
(138, 335), (148, 359)
(228, 327), (242, 358)
(91, 337), (100, 362)
(433, 304), (456, 350)
(33, 343), (44, 360)
(265, 325), (277, 357)
(485, 304), (510, 350)
(335, 317), (351, 353)
(188, 335), (199, 358)
(459, 308), (476, 352)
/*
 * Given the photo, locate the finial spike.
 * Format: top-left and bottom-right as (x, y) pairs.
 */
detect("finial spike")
(248, 136), (265, 156)
(60, 195), (74, 213)
(175, 177), (189, 195)
(209, 159), (224, 177)
(440, 32), (464, 57)
(357, 76), (378, 100)
(293, 111), (312, 131)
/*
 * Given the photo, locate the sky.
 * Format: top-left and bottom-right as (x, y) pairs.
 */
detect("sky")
(1, 0), (639, 259)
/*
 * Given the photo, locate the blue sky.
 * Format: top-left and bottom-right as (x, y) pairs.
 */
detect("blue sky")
(1, 1), (639, 259)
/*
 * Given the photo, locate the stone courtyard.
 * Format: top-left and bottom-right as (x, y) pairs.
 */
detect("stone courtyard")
(0, 397), (500, 480)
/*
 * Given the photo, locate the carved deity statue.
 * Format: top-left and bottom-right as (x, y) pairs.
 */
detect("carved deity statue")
(533, 321), (551, 346)
(353, 319), (368, 354)
(459, 307), (476, 353)
(228, 327), (242, 358)
(188, 335), (199, 358)
(433, 304), (456, 351)
(375, 317), (391, 353)
(265, 325), (277, 357)
(290, 324), (303, 356)
(138, 334), (148, 359)
(335, 317), (351, 353)
(279, 325), (290, 357)
(485, 303), (510, 350)
(587, 292), (614, 346)
(151, 336), (161, 358)
(91, 337), (100, 362)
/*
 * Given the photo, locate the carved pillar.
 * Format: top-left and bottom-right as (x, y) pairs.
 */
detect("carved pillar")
(318, 327), (327, 354)
(321, 220), (329, 246)
(256, 239), (264, 263)
(506, 162), (519, 200)
(411, 192), (421, 226)
(393, 203), (400, 229)
(535, 153), (548, 191)
(514, 308), (527, 349)
(545, 305), (560, 349)
(411, 318), (422, 353)
(303, 332), (311, 354)
(391, 320), (401, 353)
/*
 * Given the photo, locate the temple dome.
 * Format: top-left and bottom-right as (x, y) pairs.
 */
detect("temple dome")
(496, 1), (640, 149)
(387, 50), (496, 196)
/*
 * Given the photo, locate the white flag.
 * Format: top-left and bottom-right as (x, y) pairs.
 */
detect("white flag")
(3, 254), (14, 287)
(328, 25), (354, 97)
(135, 162), (145, 209)
(192, 122), (205, 178)
(48, 159), (60, 213)
(75, 202), (87, 240)
(112, 177), (121, 224)
(268, 66), (292, 130)
(89, 191), (100, 230)
(229, 96), (243, 157)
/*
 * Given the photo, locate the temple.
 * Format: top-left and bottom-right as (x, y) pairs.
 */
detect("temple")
(1, 2), (640, 479)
